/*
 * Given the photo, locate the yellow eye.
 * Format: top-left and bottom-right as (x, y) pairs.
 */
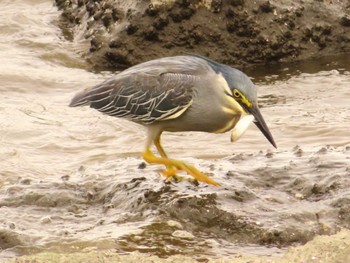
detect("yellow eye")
(233, 90), (240, 98)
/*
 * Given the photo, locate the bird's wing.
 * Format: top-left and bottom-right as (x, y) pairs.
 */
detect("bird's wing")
(69, 71), (199, 124)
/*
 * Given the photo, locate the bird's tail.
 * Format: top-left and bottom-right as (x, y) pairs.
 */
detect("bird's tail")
(69, 88), (92, 107)
(69, 81), (115, 110)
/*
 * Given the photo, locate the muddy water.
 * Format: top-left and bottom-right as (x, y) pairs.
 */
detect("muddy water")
(1, 0), (350, 260)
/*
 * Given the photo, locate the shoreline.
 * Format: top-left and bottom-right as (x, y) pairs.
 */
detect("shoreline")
(10, 229), (350, 263)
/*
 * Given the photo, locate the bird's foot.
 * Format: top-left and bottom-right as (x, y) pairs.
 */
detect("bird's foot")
(161, 166), (178, 177)
(142, 149), (220, 186)
(178, 162), (220, 186)
(162, 171), (186, 183)
(161, 167), (190, 184)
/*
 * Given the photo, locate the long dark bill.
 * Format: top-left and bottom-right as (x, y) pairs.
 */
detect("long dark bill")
(248, 105), (277, 148)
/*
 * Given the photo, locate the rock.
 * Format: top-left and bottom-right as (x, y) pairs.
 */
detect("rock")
(167, 220), (183, 229)
(172, 230), (195, 239)
(54, 0), (350, 70)
(340, 15), (350, 27)
(259, 1), (274, 13)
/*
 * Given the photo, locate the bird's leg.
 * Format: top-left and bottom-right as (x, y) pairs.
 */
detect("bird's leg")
(154, 134), (179, 179)
(154, 134), (168, 158)
(142, 133), (220, 186)
(142, 148), (179, 181)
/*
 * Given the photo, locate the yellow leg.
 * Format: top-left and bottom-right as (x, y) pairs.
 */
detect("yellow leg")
(142, 148), (220, 186)
(154, 133), (179, 179)
(154, 135), (168, 158)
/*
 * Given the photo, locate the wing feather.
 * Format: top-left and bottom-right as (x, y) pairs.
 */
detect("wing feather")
(70, 69), (203, 124)
(69, 56), (213, 124)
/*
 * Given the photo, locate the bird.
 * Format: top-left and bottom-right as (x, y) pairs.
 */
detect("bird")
(69, 55), (276, 186)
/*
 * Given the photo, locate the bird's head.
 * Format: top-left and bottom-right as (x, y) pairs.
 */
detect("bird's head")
(227, 70), (276, 148)
(204, 58), (277, 148)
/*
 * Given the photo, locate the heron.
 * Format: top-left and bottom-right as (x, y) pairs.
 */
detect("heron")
(69, 55), (276, 186)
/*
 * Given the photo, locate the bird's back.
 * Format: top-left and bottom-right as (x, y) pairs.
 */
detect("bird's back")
(69, 56), (214, 124)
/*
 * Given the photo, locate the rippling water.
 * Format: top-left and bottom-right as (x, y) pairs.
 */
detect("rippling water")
(1, 0), (350, 260)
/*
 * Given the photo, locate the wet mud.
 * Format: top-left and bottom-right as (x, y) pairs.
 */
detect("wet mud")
(55, 0), (350, 69)
(2, 144), (350, 259)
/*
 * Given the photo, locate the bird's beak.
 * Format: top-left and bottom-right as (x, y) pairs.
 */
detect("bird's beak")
(248, 105), (277, 148)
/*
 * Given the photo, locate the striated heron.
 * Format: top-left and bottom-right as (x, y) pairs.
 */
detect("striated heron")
(69, 55), (276, 186)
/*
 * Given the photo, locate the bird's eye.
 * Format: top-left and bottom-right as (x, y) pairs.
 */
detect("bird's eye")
(233, 90), (240, 98)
